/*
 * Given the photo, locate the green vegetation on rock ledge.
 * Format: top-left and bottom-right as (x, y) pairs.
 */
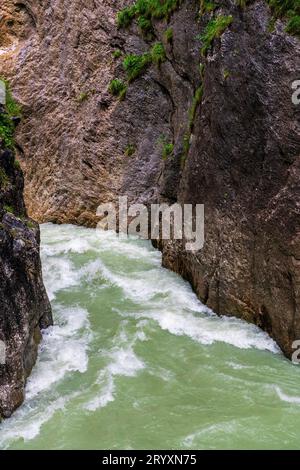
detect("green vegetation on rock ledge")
(164, 27), (173, 43)
(123, 53), (152, 82)
(237, 0), (300, 36)
(0, 80), (22, 149)
(199, 15), (233, 56)
(117, 0), (182, 30)
(123, 43), (166, 82)
(151, 42), (166, 64)
(124, 144), (136, 157)
(162, 142), (174, 160)
(159, 135), (174, 160)
(267, 0), (300, 35)
(109, 79), (127, 100)
(0, 113), (15, 149)
(199, 0), (217, 15)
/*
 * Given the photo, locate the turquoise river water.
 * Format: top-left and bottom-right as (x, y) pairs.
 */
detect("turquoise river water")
(1, 223), (300, 449)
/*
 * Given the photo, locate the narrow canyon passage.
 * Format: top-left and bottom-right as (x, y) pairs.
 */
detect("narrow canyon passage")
(0, 224), (300, 450)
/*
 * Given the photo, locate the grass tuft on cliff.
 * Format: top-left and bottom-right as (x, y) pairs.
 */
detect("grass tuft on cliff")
(286, 15), (300, 35)
(159, 135), (174, 160)
(199, 0), (217, 15)
(124, 144), (136, 157)
(123, 53), (152, 82)
(123, 44), (166, 82)
(199, 15), (233, 56)
(117, 0), (182, 30)
(0, 113), (15, 149)
(109, 79), (127, 100)
(266, 1), (300, 36)
(150, 42), (166, 64)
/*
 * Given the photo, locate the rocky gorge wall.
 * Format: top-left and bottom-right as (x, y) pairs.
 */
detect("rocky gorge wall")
(1, 0), (299, 358)
(0, 105), (52, 418)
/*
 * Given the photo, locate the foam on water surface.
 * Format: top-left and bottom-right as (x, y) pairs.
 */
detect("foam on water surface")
(1, 223), (300, 450)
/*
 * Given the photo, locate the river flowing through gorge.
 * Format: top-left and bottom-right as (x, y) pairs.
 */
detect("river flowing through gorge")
(1, 224), (300, 449)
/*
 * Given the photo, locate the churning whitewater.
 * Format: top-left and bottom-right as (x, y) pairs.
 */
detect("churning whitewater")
(1, 224), (300, 449)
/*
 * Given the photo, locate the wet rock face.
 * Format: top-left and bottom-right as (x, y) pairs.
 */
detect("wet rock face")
(156, 1), (300, 358)
(1, 0), (300, 358)
(159, 0), (300, 358)
(0, 108), (52, 418)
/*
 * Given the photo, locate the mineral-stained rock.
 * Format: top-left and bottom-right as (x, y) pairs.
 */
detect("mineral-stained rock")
(1, 0), (299, 358)
(0, 107), (52, 418)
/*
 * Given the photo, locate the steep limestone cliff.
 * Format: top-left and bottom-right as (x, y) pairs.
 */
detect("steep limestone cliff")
(1, 0), (299, 358)
(0, 104), (52, 418)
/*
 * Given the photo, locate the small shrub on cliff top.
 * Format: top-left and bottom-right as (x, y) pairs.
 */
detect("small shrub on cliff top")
(199, 15), (233, 56)
(108, 79), (127, 100)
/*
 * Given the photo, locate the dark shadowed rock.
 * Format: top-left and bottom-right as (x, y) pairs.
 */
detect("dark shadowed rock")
(0, 107), (52, 418)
